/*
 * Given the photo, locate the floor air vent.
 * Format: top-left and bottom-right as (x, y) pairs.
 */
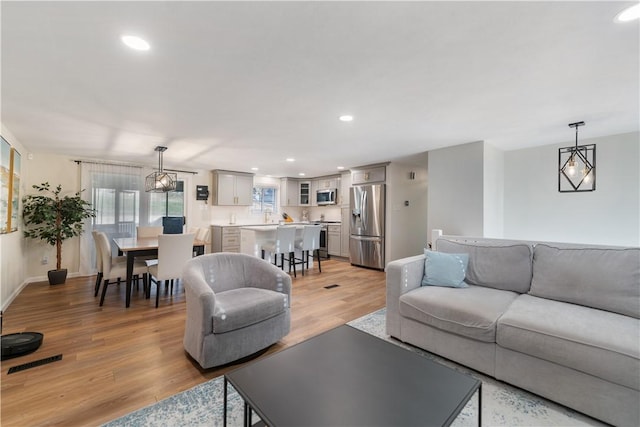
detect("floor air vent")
(8, 354), (62, 374)
(324, 284), (340, 289)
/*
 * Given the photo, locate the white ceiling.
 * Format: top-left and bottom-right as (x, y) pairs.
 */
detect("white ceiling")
(2, 1), (638, 177)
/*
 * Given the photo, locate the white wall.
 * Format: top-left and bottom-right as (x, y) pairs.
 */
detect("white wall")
(504, 132), (639, 246)
(1, 124), (29, 311)
(483, 142), (504, 238)
(427, 141), (484, 240)
(385, 158), (429, 263)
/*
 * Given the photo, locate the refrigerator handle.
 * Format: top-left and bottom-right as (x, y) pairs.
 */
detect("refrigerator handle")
(361, 190), (367, 231)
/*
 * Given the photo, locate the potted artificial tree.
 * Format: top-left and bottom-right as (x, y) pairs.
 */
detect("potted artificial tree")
(22, 182), (95, 285)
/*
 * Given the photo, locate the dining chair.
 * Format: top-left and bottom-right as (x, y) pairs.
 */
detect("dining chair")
(147, 233), (196, 308)
(96, 232), (149, 306)
(92, 230), (140, 297)
(261, 226), (297, 277)
(136, 226), (164, 238)
(196, 227), (211, 254)
(92, 231), (104, 295)
(294, 225), (322, 276)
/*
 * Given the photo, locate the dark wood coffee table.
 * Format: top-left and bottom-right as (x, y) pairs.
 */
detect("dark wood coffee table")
(224, 325), (481, 426)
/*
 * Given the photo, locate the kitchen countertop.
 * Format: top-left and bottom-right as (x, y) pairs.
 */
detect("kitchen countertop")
(211, 221), (340, 227)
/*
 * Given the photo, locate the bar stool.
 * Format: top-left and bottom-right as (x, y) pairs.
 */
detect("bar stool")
(295, 225), (322, 276)
(261, 226), (297, 277)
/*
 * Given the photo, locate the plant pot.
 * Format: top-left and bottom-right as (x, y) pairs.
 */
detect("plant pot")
(47, 269), (68, 285)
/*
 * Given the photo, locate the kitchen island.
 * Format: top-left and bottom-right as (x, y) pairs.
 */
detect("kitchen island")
(240, 224), (317, 272)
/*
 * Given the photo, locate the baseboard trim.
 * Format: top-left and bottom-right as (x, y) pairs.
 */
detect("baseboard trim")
(1, 272), (87, 312)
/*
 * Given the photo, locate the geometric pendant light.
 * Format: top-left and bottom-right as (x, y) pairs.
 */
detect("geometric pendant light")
(145, 146), (177, 192)
(558, 121), (596, 192)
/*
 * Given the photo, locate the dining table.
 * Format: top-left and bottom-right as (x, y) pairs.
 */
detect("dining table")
(112, 236), (206, 307)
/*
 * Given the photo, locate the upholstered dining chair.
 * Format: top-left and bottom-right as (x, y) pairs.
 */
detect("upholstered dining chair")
(294, 225), (322, 275)
(92, 230), (146, 297)
(261, 225), (297, 277)
(147, 233), (196, 308)
(196, 227), (211, 251)
(96, 232), (149, 306)
(136, 225), (164, 238)
(183, 252), (292, 369)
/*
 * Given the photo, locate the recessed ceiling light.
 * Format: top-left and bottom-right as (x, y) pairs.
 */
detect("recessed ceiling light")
(251, 167), (259, 171)
(615, 4), (640, 22)
(286, 158), (295, 162)
(298, 172), (306, 176)
(337, 166), (345, 170)
(339, 115), (354, 122)
(121, 35), (150, 51)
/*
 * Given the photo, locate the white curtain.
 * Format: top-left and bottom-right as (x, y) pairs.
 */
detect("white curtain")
(79, 162), (145, 276)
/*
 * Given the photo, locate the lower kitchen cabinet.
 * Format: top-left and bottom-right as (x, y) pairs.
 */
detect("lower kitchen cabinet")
(211, 226), (241, 253)
(328, 224), (341, 256)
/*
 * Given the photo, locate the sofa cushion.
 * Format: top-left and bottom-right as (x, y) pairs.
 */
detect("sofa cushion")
(421, 249), (469, 288)
(530, 244), (640, 318)
(497, 294), (640, 390)
(213, 287), (287, 334)
(399, 284), (519, 342)
(437, 239), (533, 293)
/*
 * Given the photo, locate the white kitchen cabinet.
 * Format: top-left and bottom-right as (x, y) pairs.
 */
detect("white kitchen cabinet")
(328, 224), (341, 256)
(310, 180), (319, 206)
(351, 165), (386, 185)
(280, 178), (299, 207)
(211, 226), (241, 253)
(317, 176), (339, 190)
(299, 181), (311, 206)
(212, 170), (254, 206)
(341, 208), (350, 257)
(340, 171), (351, 206)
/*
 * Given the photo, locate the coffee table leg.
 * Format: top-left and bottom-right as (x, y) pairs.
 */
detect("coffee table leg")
(478, 383), (482, 426)
(244, 401), (251, 427)
(223, 377), (228, 427)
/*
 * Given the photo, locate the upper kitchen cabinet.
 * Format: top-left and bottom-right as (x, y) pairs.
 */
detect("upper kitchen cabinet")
(351, 164), (387, 185)
(316, 176), (340, 190)
(310, 180), (319, 206)
(340, 171), (351, 206)
(280, 178), (300, 207)
(212, 170), (254, 206)
(299, 181), (311, 206)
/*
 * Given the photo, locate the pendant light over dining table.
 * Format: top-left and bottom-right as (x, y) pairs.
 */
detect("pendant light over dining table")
(558, 121), (596, 192)
(145, 146), (177, 192)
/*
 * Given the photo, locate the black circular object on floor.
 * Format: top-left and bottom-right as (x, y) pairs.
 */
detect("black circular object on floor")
(1, 332), (44, 360)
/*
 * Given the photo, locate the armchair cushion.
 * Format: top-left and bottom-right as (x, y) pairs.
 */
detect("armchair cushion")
(213, 287), (288, 334)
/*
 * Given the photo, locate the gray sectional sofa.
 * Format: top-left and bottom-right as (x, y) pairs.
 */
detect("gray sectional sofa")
(386, 236), (640, 426)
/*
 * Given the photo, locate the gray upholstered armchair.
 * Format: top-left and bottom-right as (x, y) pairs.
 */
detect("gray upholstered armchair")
(182, 253), (292, 369)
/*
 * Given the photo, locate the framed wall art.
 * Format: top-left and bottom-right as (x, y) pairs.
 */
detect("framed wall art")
(0, 135), (21, 233)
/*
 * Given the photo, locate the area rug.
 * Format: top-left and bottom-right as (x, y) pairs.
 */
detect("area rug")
(103, 309), (604, 427)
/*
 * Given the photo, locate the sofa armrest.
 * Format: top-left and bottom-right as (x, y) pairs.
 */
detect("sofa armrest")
(386, 254), (425, 338)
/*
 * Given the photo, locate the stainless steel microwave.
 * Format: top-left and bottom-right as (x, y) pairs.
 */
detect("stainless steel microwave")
(316, 188), (338, 205)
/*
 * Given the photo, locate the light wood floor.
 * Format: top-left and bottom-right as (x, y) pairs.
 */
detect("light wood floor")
(1, 258), (386, 426)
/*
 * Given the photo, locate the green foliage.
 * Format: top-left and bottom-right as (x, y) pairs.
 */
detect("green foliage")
(22, 182), (95, 270)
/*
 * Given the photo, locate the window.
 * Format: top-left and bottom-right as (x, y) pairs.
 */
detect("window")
(79, 163), (188, 276)
(149, 181), (185, 226)
(252, 186), (277, 214)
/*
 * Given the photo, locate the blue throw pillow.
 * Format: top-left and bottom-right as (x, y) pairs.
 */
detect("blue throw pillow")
(421, 249), (469, 288)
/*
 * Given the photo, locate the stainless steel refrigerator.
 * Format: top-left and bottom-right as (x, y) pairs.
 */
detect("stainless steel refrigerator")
(349, 184), (385, 270)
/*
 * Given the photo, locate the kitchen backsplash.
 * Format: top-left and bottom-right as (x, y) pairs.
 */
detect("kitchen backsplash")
(210, 205), (342, 224)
